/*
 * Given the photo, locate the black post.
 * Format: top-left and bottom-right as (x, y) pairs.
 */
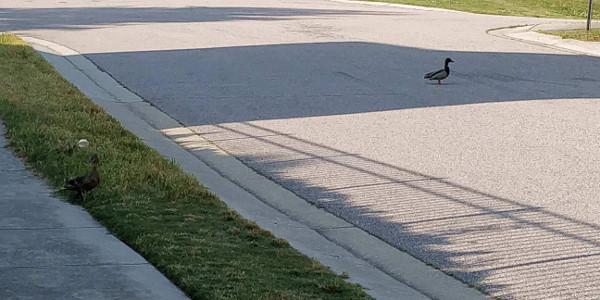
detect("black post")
(587, 0), (594, 31)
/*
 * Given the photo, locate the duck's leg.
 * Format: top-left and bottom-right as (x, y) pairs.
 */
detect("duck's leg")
(437, 80), (442, 85)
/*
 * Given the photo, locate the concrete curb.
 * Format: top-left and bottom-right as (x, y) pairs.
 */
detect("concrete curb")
(20, 35), (490, 300)
(339, 0), (600, 58)
(488, 21), (600, 57)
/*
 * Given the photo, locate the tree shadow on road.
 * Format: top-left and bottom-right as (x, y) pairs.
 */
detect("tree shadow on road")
(80, 42), (600, 125)
(184, 121), (600, 299)
(0, 6), (411, 31)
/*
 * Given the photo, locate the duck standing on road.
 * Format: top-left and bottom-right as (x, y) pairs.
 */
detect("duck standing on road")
(424, 58), (454, 85)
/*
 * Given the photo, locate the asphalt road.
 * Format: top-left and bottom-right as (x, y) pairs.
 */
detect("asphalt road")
(3, 0), (600, 299)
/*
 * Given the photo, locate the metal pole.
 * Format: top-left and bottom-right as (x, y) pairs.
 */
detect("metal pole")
(587, 0), (594, 31)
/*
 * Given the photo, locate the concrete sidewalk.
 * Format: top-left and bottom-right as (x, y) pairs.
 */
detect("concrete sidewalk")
(0, 123), (189, 299)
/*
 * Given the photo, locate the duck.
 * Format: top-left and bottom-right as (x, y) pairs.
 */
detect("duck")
(64, 154), (100, 200)
(424, 58), (454, 85)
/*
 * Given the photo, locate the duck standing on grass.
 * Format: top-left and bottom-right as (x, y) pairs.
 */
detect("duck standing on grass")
(64, 154), (100, 200)
(424, 58), (454, 85)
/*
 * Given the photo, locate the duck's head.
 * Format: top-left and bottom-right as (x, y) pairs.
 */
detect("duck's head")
(90, 154), (99, 165)
(445, 58), (454, 64)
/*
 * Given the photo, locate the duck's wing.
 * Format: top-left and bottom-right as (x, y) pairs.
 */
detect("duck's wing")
(83, 172), (100, 191)
(65, 173), (92, 190)
(424, 69), (448, 80)
(424, 69), (442, 79)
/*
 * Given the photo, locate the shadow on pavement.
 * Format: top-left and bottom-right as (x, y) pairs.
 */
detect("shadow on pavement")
(79, 42), (600, 125)
(0, 6), (410, 31)
(186, 121), (600, 299)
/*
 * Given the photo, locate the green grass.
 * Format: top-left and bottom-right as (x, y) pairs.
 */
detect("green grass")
(359, 0), (598, 18)
(0, 33), (371, 300)
(542, 28), (600, 41)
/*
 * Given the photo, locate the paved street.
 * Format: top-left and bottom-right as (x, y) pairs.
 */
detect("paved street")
(2, 0), (600, 299)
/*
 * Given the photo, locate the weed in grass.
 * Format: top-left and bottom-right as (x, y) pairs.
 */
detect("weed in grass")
(222, 209), (238, 221)
(248, 228), (263, 238)
(185, 246), (203, 256)
(244, 221), (260, 230)
(0, 34), (372, 300)
(307, 259), (330, 271)
(184, 214), (202, 223)
(320, 280), (344, 293)
(248, 227), (276, 239)
(225, 269), (247, 280)
(263, 230), (276, 238)
(271, 238), (290, 247)
(259, 293), (303, 300)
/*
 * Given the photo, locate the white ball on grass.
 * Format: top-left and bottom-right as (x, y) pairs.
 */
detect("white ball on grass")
(77, 139), (89, 148)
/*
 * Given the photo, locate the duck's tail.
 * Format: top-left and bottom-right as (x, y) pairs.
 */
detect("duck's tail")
(63, 179), (76, 191)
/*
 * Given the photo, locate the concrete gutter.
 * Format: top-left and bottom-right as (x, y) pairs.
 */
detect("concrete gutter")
(19, 35), (490, 300)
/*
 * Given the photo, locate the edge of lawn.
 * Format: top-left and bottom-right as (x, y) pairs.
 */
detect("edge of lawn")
(0, 33), (372, 300)
(352, 0), (598, 19)
(539, 28), (600, 42)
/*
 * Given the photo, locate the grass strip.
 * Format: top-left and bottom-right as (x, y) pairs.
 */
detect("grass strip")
(359, 0), (599, 19)
(542, 29), (600, 41)
(0, 34), (371, 300)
